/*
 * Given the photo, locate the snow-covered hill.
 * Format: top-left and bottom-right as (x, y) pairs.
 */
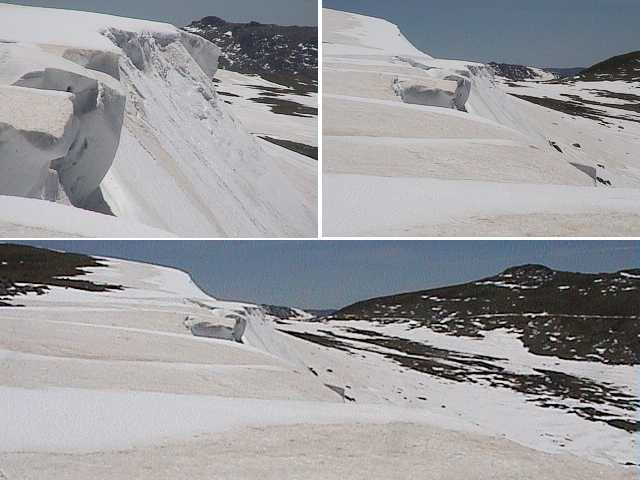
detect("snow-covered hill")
(0, 244), (635, 478)
(497, 51), (640, 130)
(282, 264), (640, 470)
(322, 8), (640, 237)
(0, 3), (316, 238)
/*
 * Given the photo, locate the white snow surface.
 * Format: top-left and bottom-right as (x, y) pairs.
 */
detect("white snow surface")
(0, 253), (636, 478)
(0, 3), (316, 237)
(322, 8), (640, 236)
(0, 195), (171, 237)
(323, 8), (428, 58)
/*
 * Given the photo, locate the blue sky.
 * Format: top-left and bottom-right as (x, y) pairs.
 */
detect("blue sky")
(10, 241), (639, 309)
(2, 0), (317, 26)
(324, 0), (639, 67)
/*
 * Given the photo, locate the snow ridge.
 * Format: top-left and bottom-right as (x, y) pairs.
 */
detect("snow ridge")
(323, 8), (640, 236)
(0, 4), (316, 237)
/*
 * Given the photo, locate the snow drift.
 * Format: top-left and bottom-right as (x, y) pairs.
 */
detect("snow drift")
(0, 246), (634, 478)
(0, 3), (316, 237)
(323, 8), (640, 236)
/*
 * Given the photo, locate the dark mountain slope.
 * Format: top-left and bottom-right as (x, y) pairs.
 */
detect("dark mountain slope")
(489, 62), (554, 81)
(329, 265), (640, 365)
(0, 244), (122, 306)
(576, 51), (640, 82)
(183, 16), (317, 88)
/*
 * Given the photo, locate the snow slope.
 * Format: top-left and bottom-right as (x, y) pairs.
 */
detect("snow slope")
(0, 3), (316, 237)
(279, 319), (639, 470)
(215, 69), (318, 149)
(322, 8), (640, 237)
(0, 246), (634, 478)
(0, 195), (172, 237)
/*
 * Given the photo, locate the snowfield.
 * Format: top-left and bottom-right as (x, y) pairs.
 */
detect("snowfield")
(322, 8), (640, 237)
(0, 3), (316, 237)
(0, 250), (636, 478)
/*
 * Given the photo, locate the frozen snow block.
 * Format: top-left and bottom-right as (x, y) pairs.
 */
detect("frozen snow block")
(24, 67), (127, 204)
(394, 77), (461, 109)
(187, 315), (247, 343)
(0, 85), (75, 197)
(3, 41), (127, 206)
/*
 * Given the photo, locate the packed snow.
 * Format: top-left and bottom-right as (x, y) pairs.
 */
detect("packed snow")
(0, 3), (316, 237)
(322, 8), (640, 236)
(0, 251), (635, 478)
(0, 195), (171, 237)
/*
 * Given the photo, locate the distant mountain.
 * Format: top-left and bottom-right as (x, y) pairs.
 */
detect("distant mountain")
(305, 309), (337, 318)
(488, 62), (556, 81)
(544, 67), (585, 78)
(183, 16), (317, 88)
(328, 265), (640, 365)
(260, 304), (313, 321)
(492, 51), (640, 84)
(260, 305), (336, 321)
(489, 62), (588, 82)
(575, 50), (640, 82)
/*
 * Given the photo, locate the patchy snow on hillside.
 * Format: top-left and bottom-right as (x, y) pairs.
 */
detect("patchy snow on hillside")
(0, 3), (316, 238)
(214, 69), (318, 151)
(0, 247), (635, 478)
(279, 318), (639, 469)
(322, 8), (640, 237)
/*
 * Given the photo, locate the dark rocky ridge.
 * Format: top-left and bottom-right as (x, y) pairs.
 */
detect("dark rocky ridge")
(488, 63), (584, 82)
(544, 67), (585, 78)
(490, 50), (640, 84)
(576, 51), (640, 82)
(183, 16), (317, 90)
(0, 244), (123, 306)
(328, 265), (640, 365)
(489, 62), (556, 81)
(261, 304), (309, 321)
(261, 305), (335, 322)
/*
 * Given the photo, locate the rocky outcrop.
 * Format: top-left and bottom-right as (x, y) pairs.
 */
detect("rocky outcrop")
(183, 16), (317, 83)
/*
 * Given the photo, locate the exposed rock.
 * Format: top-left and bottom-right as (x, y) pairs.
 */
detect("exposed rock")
(183, 16), (317, 88)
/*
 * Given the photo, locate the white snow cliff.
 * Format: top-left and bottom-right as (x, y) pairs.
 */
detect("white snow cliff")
(323, 8), (640, 236)
(0, 4), (316, 237)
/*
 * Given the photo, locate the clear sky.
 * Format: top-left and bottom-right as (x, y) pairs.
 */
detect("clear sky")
(324, 0), (639, 67)
(10, 241), (639, 310)
(2, 0), (317, 26)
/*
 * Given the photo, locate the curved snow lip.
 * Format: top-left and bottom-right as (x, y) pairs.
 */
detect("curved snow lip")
(0, 2), (177, 52)
(323, 8), (430, 58)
